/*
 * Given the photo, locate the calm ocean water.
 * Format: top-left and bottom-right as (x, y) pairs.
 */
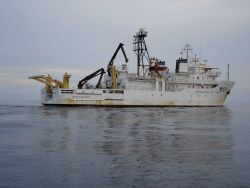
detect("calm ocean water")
(0, 102), (250, 188)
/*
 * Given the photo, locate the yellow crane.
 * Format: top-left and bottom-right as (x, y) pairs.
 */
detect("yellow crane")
(29, 72), (71, 94)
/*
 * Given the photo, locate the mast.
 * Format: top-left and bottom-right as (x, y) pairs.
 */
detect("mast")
(133, 28), (150, 77)
(183, 44), (192, 63)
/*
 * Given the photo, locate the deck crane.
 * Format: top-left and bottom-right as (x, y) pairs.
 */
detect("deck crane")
(107, 43), (129, 76)
(77, 43), (128, 89)
(29, 73), (71, 93)
(107, 43), (129, 89)
(77, 68), (105, 89)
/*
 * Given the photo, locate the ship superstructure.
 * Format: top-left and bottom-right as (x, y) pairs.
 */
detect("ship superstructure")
(29, 29), (235, 106)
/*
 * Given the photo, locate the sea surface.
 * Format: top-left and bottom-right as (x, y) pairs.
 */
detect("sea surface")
(0, 102), (250, 188)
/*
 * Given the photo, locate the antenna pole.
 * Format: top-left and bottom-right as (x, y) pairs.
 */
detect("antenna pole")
(199, 37), (202, 62)
(227, 64), (230, 81)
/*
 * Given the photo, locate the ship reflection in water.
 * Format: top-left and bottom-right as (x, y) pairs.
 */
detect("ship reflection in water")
(0, 105), (249, 188)
(93, 107), (233, 187)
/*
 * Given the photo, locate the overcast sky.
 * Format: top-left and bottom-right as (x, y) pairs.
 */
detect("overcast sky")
(0, 0), (249, 104)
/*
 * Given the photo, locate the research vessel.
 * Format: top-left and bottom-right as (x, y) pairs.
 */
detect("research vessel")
(29, 29), (235, 106)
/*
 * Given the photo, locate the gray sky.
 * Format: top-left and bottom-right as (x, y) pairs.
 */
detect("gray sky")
(0, 0), (249, 104)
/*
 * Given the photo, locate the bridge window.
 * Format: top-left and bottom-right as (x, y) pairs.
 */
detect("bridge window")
(114, 90), (124, 94)
(61, 90), (73, 94)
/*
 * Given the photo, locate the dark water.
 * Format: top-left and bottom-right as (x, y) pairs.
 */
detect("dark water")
(0, 103), (250, 188)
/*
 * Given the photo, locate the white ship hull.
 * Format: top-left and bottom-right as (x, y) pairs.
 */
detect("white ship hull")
(30, 30), (235, 106)
(41, 81), (234, 107)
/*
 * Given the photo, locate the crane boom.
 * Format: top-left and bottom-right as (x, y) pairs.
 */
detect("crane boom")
(29, 75), (63, 88)
(77, 68), (105, 89)
(29, 73), (71, 93)
(107, 43), (128, 76)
